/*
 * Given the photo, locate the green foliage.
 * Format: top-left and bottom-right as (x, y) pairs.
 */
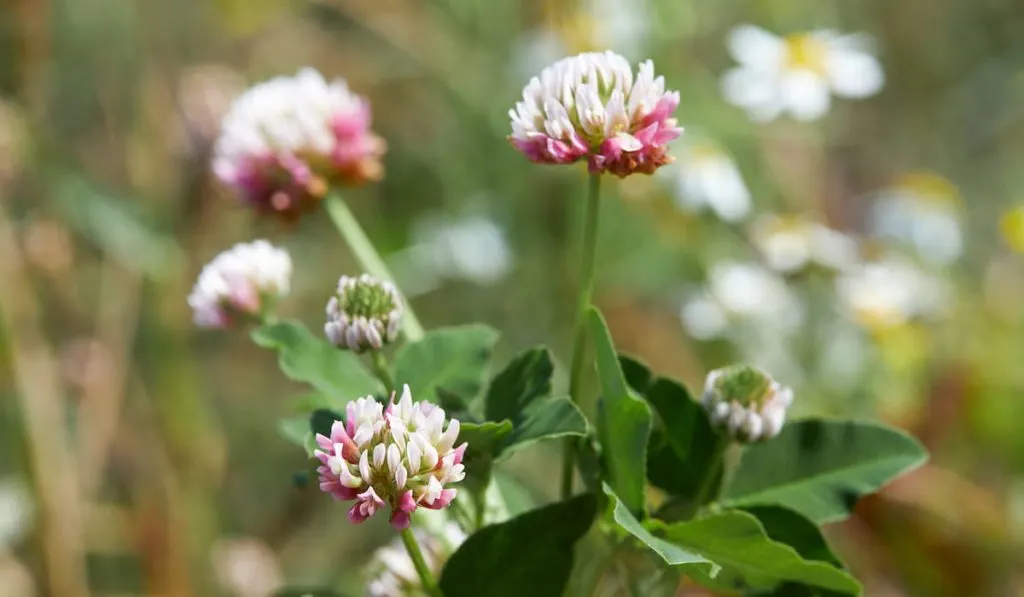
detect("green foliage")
(439, 494), (598, 597)
(252, 320), (383, 399)
(741, 506), (845, 569)
(392, 324), (499, 403)
(589, 308), (652, 518)
(723, 419), (929, 523)
(458, 420), (513, 493)
(484, 347), (554, 421)
(277, 416), (316, 456)
(603, 485), (707, 566)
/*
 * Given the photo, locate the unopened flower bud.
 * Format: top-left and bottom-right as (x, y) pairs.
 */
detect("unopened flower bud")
(313, 385), (466, 529)
(187, 240), (291, 328)
(324, 274), (403, 353)
(701, 365), (793, 443)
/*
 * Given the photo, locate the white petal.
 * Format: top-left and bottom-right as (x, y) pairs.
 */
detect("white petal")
(406, 439), (422, 473)
(826, 50), (884, 98)
(720, 67), (777, 110)
(781, 70), (831, 121)
(726, 25), (784, 69)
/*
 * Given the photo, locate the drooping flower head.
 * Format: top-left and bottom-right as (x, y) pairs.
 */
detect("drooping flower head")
(721, 25), (884, 122)
(314, 385), (466, 529)
(508, 51), (682, 177)
(187, 240), (291, 328)
(213, 68), (386, 221)
(701, 365), (793, 443)
(324, 274), (404, 352)
(365, 518), (466, 596)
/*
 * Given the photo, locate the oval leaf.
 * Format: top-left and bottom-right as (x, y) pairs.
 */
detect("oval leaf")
(723, 419), (928, 524)
(485, 348), (554, 421)
(741, 506), (845, 569)
(497, 396), (587, 459)
(252, 321), (383, 399)
(393, 325), (499, 403)
(589, 308), (652, 517)
(603, 484), (707, 566)
(439, 494), (597, 597)
(664, 511), (861, 594)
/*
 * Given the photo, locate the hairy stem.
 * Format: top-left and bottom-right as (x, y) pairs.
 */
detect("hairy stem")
(560, 173), (603, 499)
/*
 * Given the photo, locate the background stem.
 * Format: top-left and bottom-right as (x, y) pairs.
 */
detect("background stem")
(560, 173), (603, 499)
(324, 191), (425, 341)
(400, 526), (444, 597)
(369, 349), (395, 395)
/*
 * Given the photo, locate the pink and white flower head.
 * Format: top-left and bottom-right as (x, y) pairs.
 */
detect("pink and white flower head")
(187, 240), (291, 328)
(313, 385), (466, 529)
(508, 51), (682, 177)
(324, 274), (403, 353)
(212, 68), (386, 221)
(701, 365), (793, 444)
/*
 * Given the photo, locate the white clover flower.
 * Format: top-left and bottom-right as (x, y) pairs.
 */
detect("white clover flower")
(325, 274), (403, 352)
(509, 50), (682, 177)
(836, 257), (952, 329)
(721, 25), (884, 122)
(314, 385), (466, 529)
(213, 68), (386, 221)
(702, 365), (794, 443)
(365, 519), (466, 597)
(187, 240), (291, 329)
(869, 172), (962, 265)
(750, 214), (860, 274)
(667, 139), (751, 222)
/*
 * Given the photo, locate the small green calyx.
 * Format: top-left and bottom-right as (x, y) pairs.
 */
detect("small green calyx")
(712, 364), (773, 408)
(340, 279), (398, 319)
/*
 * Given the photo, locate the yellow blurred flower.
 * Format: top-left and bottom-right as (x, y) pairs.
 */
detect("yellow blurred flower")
(999, 205), (1024, 253)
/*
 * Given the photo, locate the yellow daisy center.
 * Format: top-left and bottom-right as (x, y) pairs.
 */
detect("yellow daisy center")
(784, 34), (829, 75)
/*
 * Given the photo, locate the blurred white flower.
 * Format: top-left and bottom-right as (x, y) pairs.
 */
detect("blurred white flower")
(836, 257), (952, 329)
(324, 274), (403, 353)
(188, 240), (291, 328)
(751, 214), (860, 273)
(366, 517), (465, 597)
(721, 25), (884, 122)
(0, 477), (33, 549)
(211, 537), (283, 597)
(680, 261), (803, 340)
(667, 139), (751, 222)
(869, 172), (962, 265)
(395, 214), (513, 295)
(702, 365), (794, 443)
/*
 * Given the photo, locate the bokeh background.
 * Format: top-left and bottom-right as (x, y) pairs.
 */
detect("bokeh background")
(2, 0), (1024, 595)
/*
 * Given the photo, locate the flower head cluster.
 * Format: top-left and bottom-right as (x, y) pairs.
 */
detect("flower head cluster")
(314, 385), (466, 529)
(721, 25), (884, 122)
(213, 68), (386, 221)
(324, 274), (403, 352)
(508, 51), (682, 177)
(701, 365), (793, 443)
(187, 240), (291, 328)
(366, 519), (466, 597)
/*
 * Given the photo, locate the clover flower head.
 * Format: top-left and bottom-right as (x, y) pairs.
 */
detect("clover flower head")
(314, 385), (466, 529)
(324, 274), (403, 352)
(365, 519), (466, 597)
(701, 365), (793, 443)
(508, 50), (682, 177)
(213, 68), (386, 221)
(187, 240), (291, 328)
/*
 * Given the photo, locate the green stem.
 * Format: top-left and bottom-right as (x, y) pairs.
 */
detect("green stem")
(324, 192), (425, 342)
(691, 434), (730, 514)
(473, 481), (488, 531)
(400, 526), (444, 597)
(560, 173), (603, 500)
(368, 349), (395, 395)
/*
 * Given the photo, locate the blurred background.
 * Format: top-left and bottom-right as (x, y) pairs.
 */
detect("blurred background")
(2, 0), (1024, 595)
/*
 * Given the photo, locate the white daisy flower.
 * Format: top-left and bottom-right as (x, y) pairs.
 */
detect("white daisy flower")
(667, 139), (751, 222)
(836, 257), (952, 329)
(751, 214), (860, 273)
(869, 172), (962, 265)
(721, 25), (884, 122)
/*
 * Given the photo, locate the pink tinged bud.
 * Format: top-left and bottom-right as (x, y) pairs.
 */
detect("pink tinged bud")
(387, 444), (402, 474)
(452, 443), (468, 465)
(397, 490), (416, 512)
(359, 451), (372, 483)
(315, 433), (333, 452)
(423, 488), (457, 510)
(395, 465), (408, 490)
(389, 509), (411, 530)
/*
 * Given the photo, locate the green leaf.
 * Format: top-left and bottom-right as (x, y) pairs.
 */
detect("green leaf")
(439, 494), (597, 597)
(588, 308), (652, 517)
(643, 377), (723, 506)
(722, 419), (928, 523)
(603, 484), (707, 566)
(277, 416), (316, 457)
(252, 321), (383, 399)
(485, 348), (554, 421)
(497, 396), (587, 458)
(457, 420), (513, 494)
(393, 325), (499, 403)
(619, 354), (655, 395)
(741, 506), (845, 569)
(665, 511), (861, 594)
